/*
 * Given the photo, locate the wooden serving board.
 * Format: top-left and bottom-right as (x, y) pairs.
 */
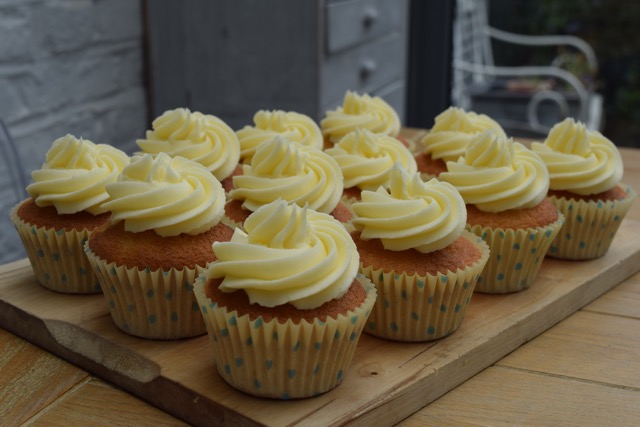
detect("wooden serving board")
(1, 219), (639, 427)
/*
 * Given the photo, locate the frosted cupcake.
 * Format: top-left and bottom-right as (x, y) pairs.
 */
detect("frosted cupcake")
(416, 107), (506, 177)
(236, 109), (323, 164)
(84, 153), (233, 339)
(350, 164), (489, 341)
(225, 136), (351, 228)
(320, 91), (401, 146)
(440, 131), (564, 293)
(10, 134), (129, 294)
(194, 199), (376, 399)
(531, 118), (636, 259)
(136, 108), (240, 192)
(325, 128), (418, 204)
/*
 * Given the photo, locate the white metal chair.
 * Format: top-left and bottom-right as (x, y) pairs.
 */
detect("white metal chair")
(451, 0), (603, 136)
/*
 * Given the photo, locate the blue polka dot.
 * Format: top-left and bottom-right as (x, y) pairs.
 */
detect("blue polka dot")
(110, 285), (117, 294)
(36, 250), (45, 257)
(513, 243), (520, 250)
(224, 364), (231, 374)
(529, 233), (537, 241)
(462, 281), (469, 289)
(497, 273), (505, 281)
(281, 393), (290, 400)
(350, 315), (358, 324)
(272, 331), (278, 341)
(314, 342), (322, 350)
(254, 379), (262, 388)
(531, 247), (537, 254)
(162, 270), (170, 277)
(411, 312), (419, 320)
(454, 304), (461, 313)
(550, 246), (558, 253)
(171, 312), (178, 322)
(229, 316), (237, 326)
(496, 254), (502, 262)
(288, 369), (296, 379)
(499, 231), (505, 238)
(384, 299), (390, 308)
(235, 357), (243, 367)
(378, 273), (384, 282)
(349, 332), (357, 341)
(292, 341), (301, 352)
(545, 229), (553, 237)
(441, 275), (448, 283)
(579, 241), (587, 249)
(192, 302), (199, 311)
(220, 328), (229, 337)
(390, 322), (399, 332)
(565, 233), (572, 240)
(148, 314), (157, 324)
(313, 364), (320, 375)
(246, 337), (253, 346)
(52, 253), (59, 261)
(368, 321), (377, 330)
(401, 291), (407, 300)
(576, 215), (584, 223)
(336, 370), (343, 381)
(127, 304), (135, 312)
(266, 360), (273, 370)
(428, 296), (434, 304)
(334, 331), (341, 339)
(597, 201), (604, 208)
(514, 263), (523, 271)
(614, 215), (621, 221)
(417, 280), (425, 288)
(184, 282), (194, 291)
(440, 304), (447, 313)
(146, 289), (154, 298)
(427, 326), (436, 335)
(165, 291), (173, 300)
(254, 318), (263, 329)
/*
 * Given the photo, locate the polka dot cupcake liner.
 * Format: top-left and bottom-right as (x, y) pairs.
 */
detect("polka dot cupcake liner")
(468, 213), (565, 294)
(193, 276), (377, 399)
(547, 184), (636, 260)
(361, 231), (490, 342)
(10, 202), (102, 294)
(84, 242), (207, 339)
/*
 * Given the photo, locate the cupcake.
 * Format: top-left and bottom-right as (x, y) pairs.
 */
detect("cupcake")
(10, 134), (129, 294)
(350, 164), (490, 342)
(236, 109), (323, 164)
(320, 91), (401, 147)
(225, 136), (350, 229)
(136, 108), (240, 192)
(416, 107), (506, 177)
(531, 118), (636, 259)
(194, 199), (377, 399)
(84, 153), (233, 339)
(325, 128), (418, 204)
(440, 130), (564, 294)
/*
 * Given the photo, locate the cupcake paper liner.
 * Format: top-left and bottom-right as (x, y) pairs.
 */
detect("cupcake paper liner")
(361, 231), (490, 342)
(10, 202), (102, 294)
(547, 184), (636, 260)
(84, 243), (207, 339)
(468, 213), (564, 294)
(193, 276), (377, 399)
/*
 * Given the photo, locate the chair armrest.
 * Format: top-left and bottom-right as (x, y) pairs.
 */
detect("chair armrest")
(486, 26), (598, 73)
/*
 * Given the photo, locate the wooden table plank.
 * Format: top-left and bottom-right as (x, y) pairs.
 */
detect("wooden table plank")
(497, 310), (640, 389)
(0, 329), (88, 427)
(583, 271), (640, 318)
(27, 378), (188, 426)
(398, 366), (640, 427)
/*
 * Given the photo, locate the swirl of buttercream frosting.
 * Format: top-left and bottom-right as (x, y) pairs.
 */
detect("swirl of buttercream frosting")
(207, 199), (359, 309)
(236, 110), (323, 163)
(27, 134), (129, 215)
(229, 136), (343, 213)
(351, 164), (466, 253)
(136, 108), (240, 181)
(325, 129), (417, 190)
(531, 118), (623, 195)
(440, 131), (550, 212)
(102, 153), (225, 236)
(421, 107), (506, 162)
(320, 91), (401, 143)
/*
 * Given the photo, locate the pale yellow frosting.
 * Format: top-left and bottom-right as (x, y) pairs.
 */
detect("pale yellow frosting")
(27, 134), (129, 215)
(325, 129), (417, 190)
(229, 136), (343, 213)
(236, 110), (323, 163)
(440, 131), (549, 212)
(351, 164), (466, 253)
(531, 118), (623, 195)
(136, 108), (240, 181)
(421, 107), (506, 162)
(321, 91), (401, 143)
(207, 199), (359, 309)
(103, 153), (225, 236)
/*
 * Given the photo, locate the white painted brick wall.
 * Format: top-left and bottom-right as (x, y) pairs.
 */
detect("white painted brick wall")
(0, 0), (148, 264)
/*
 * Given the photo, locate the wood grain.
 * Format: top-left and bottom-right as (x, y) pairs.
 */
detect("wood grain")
(583, 270), (640, 318)
(398, 366), (640, 427)
(497, 310), (640, 388)
(0, 329), (88, 427)
(1, 218), (639, 426)
(28, 379), (188, 426)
